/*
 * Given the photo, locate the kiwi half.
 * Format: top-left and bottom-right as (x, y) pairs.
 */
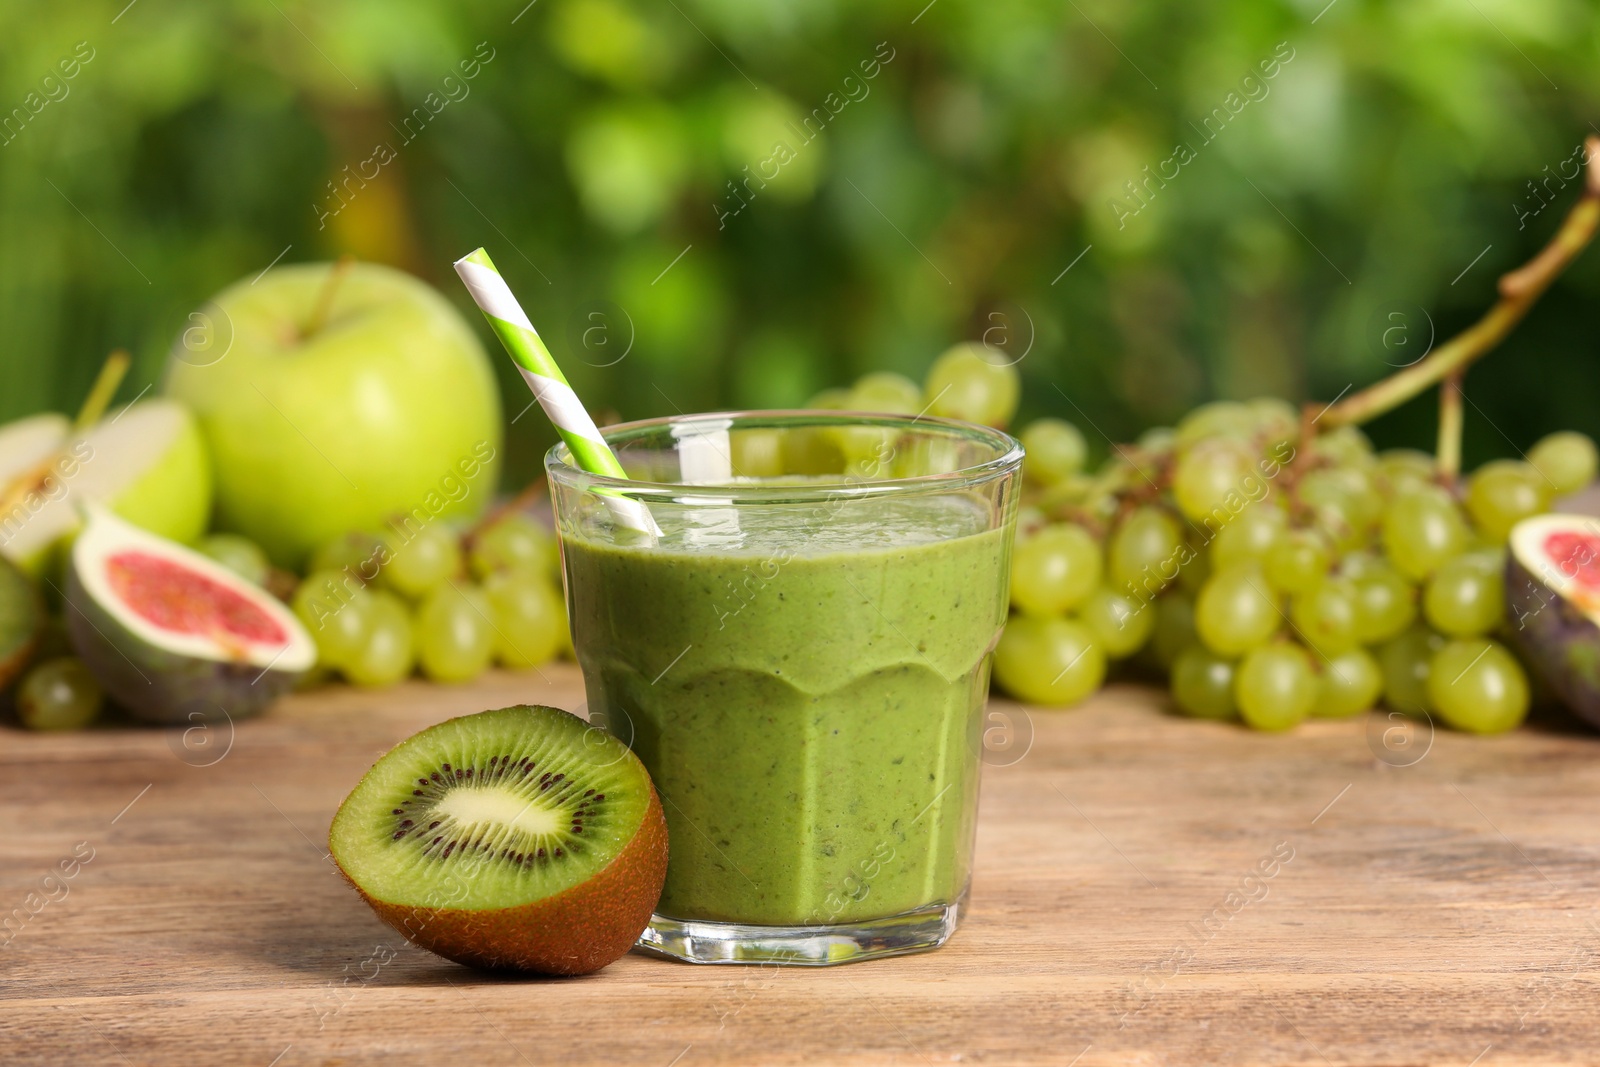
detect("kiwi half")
(329, 704), (667, 975)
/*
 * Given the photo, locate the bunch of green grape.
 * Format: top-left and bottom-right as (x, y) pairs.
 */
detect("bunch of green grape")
(200, 513), (570, 690)
(994, 403), (1597, 734)
(794, 343), (1023, 476)
(815, 344), (1600, 735)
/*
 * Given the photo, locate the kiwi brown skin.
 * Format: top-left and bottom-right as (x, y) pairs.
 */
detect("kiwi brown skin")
(336, 773), (668, 976)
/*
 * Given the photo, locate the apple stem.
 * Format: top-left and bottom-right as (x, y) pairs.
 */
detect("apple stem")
(74, 349), (131, 433)
(303, 255), (355, 340)
(1315, 134), (1600, 431)
(0, 350), (134, 514)
(1436, 370), (1464, 488)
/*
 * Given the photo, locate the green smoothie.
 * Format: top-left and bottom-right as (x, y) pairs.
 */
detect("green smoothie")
(562, 493), (1009, 926)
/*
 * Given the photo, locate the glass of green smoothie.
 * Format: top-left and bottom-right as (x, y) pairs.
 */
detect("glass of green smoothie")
(548, 411), (1022, 965)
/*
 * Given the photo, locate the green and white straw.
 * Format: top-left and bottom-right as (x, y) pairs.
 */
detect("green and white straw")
(453, 247), (660, 537)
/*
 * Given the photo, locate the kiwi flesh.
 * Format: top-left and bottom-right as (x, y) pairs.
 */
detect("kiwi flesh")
(329, 704), (667, 975)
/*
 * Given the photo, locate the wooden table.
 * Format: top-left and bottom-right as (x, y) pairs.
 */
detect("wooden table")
(3, 663), (1598, 1066)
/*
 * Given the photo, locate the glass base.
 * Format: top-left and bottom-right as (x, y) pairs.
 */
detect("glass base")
(635, 894), (966, 966)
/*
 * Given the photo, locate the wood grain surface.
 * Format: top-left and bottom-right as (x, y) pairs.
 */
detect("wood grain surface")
(3, 664), (1599, 1066)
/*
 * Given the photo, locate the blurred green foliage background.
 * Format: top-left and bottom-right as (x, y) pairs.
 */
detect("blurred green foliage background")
(3, 0), (1599, 485)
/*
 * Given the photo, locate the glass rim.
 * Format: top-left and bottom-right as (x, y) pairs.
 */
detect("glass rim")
(544, 409), (1023, 502)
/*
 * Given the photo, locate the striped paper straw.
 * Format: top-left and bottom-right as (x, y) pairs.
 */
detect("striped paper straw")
(453, 248), (660, 538)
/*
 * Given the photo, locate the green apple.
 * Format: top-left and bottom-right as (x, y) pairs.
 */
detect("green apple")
(163, 262), (503, 568)
(0, 413), (70, 488)
(0, 400), (212, 574)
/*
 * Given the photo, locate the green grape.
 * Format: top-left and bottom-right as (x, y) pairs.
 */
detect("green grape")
(1289, 578), (1360, 654)
(1376, 449), (1436, 496)
(1337, 550), (1381, 580)
(992, 616), (1106, 706)
(309, 530), (389, 583)
(1175, 400), (1254, 446)
(1247, 397), (1299, 447)
(1125, 444), (1171, 491)
(1423, 552), (1505, 637)
(1077, 481), (1121, 531)
(1194, 565), (1280, 656)
(386, 524), (463, 598)
(922, 343), (1020, 427)
(835, 372), (923, 469)
(1316, 425), (1375, 467)
(1137, 426), (1176, 452)
(1108, 506), (1185, 599)
(834, 423), (899, 477)
(1381, 485), (1469, 581)
(292, 570), (376, 668)
(1376, 625), (1445, 714)
(1474, 544), (1507, 570)
(1528, 430), (1598, 495)
(1466, 460), (1550, 544)
(788, 390), (850, 474)
(1297, 491), (1363, 552)
(1045, 471), (1099, 502)
(849, 371), (923, 414)
(197, 534), (269, 586)
(1172, 439), (1259, 523)
(470, 513), (558, 582)
(784, 432), (843, 475)
(1208, 503), (1285, 571)
(1377, 448), (1435, 478)
(415, 583), (496, 683)
(1151, 592), (1197, 668)
(1080, 586), (1155, 659)
(1427, 638), (1530, 734)
(1266, 529), (1330, 594)
(1170, 646), (1237, 720)
(1314, 647), (1383, 719)
(1296, 468), (1379, 550)
(1299, 467), (1363, 508)
(1349, 559), (1417, 644)
(729, 428), (785, 478)
(17, 657), (103, 731)
(807, 387), (852, 410)
(1092, 452), (1134, 491)
(1010, 523), (1101, 616)
(1235, 642), (1317, 730)
(342, 590), (414, 688)
(1015, 505), (1048, 542)
(1331, 466), (1383, 528)
(485, 570), (563, 668)
(1020, 418), (1089, 487)
(1176, 531), (1212, 593)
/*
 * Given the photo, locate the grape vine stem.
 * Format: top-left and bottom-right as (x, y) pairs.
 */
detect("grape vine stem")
(1315, 135), (1600, 432)
(1436, 370), (1464, 487)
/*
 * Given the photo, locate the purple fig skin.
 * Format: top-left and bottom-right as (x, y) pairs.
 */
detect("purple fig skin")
(1504, 553), (1600, 729)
